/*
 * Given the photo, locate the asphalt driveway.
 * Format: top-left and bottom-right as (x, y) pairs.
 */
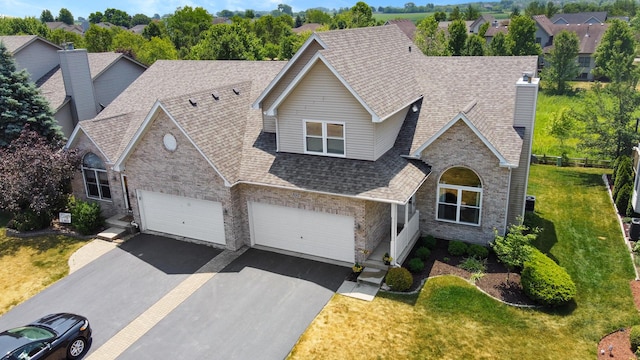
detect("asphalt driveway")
(0, 235), (349, 359)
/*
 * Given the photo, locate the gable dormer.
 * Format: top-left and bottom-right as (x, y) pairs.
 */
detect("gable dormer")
(253, 26), (423, 161)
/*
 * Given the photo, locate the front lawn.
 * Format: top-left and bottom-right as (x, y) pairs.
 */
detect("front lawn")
(288, 165), (640, 359)
(0, 213), (89, 315)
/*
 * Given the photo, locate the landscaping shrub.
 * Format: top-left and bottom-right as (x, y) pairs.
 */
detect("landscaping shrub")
(385, 267), (413, 291)
(459, 256), (487, 273)
(421, 235), (437, 249)
(69, 196), (104, 235)
(631, 325), (640, 352)
(467, 244), (489, 259)
(448, 240), (468, 256)
(615, 183), (632, 216)
(521, 248), (576, 307)
(613, 156), (632, 201)
(415, 246), (431, 261)
(407, 257), (425, 273)
(8, 211), (51, 232)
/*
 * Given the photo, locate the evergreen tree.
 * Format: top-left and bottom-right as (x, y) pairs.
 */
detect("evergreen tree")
(488, 31), (510, 56)
(57, 8), (74, 25)
(448, 19), (467, 56)
(463, 34), (485, 56)
(40, 10), (54, 23)
(0, 42), (63, 147)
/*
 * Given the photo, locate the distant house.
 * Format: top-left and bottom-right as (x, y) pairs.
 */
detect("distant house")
(0, 35), (147, 137)
(45, 21), (84, 35)
(65, 25), (539, 267)
(484, 14), (608, 80)
(384, 19), (416, 40)
(129, 24), (147, 35)
(292, 23), (323, 34)
(469, 14), (495, 34)
(438, 20), (475, 34)
(212, 17), (232, 25)
(550, 11), (607, 25)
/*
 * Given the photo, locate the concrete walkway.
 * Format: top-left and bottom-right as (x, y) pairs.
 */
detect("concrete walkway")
(68, 239), (117, 273)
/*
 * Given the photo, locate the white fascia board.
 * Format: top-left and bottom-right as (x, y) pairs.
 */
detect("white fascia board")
(265, 53), (379, 122)
(252, 34), (327, 110)
(412, 113), (514, 168)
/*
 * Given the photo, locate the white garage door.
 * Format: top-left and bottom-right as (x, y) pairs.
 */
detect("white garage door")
(249, 202), (354, 263)
(138, 191), (225, 245)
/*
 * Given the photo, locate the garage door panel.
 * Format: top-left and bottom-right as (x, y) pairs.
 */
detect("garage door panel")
(249, 202), (354, 263)
(139, 191), (225, 245)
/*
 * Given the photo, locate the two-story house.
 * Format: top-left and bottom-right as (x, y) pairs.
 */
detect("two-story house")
(0, 35), (146, 137)
(65, 25), (539, 267)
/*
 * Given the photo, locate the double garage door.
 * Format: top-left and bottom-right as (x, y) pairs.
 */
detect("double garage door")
(248, 202), (355, 263)
(137, 191), (225, 245)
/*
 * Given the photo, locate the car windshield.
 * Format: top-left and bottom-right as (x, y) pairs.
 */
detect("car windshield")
(6, 327), (54, 341)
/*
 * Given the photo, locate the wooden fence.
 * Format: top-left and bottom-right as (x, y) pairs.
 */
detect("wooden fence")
(532, 154), (612, 168)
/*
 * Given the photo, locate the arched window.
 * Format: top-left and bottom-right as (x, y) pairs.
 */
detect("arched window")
(437, 167), (482, 225)
(82, 153), (111, 200)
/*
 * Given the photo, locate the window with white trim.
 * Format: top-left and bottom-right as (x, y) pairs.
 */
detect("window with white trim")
(304, 120), (345, 156)
(82, 153), (111, 201)
(437, 167), (482, 225)
(578, 56), (590, 68)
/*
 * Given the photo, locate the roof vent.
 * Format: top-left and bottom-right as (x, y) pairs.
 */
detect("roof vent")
(189, 98), (197, 106)
(409, 46), (412, 53)
(212, 92), (220, 100)
(232, 88), (240, 95)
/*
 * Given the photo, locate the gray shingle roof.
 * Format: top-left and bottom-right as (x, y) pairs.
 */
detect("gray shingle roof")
(0, 35), (61, 54)
(315, 25), (423, 121)
(551, 11), (607, 24)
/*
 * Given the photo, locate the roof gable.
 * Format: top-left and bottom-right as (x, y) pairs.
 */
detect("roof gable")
(0, 35), (61, 54)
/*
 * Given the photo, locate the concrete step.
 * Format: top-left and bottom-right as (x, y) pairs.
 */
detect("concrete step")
(357, 267), (387, 288)
(105, 214), (135, 232)
(362, 258), (390, 271)
(97, 227), (127, 241)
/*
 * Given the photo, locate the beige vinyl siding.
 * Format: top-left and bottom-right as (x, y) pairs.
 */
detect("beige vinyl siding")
(507, 83), (537, 225)
(93, 59), (145, 110)
(55, 102), (75, 138)
(374, 106), (408, 159)
(262, 40), (324, 133)
(277, 61), (374, 160)
(13, 41), (60, 83)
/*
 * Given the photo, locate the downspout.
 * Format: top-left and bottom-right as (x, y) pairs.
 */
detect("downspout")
(504, 167), (512, 233)
(390, 203), (398, 266)
(120, 172), (129, 211)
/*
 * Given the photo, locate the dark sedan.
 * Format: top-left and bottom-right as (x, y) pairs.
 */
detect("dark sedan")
(0, 313), (91, 360)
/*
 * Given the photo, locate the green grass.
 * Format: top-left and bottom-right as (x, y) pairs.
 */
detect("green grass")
(289, 165), (640, 359)
(533, 91), (589, 158)
(0, 212), (89, 315)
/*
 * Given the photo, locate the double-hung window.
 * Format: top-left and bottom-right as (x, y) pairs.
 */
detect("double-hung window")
(304, 120), (345, 156)
(82, 152), (111, 201)
(437, 167), (482, 225)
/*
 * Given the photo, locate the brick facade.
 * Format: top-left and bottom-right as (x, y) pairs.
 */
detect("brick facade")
(417, 120), (510, 244)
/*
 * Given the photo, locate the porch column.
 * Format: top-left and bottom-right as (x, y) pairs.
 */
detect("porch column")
(390, 203), (398, 266)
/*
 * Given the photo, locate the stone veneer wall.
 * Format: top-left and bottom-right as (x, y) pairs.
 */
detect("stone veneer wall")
(122, 112), (236, 248)
(235, 183), (373, 262)
(70, 133), (126, 218)
(417, 120), (510, 244)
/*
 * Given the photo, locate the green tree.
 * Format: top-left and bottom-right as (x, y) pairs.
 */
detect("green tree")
(478, 21), (489, 37)
(525, 1), (545, 16)
(306, 9), (331, 24)
(112, 30), (145, 59)
(491, 222), (538, 280)
(166, 6), (213, 55)
(463, 34), (485, 55)
(510, 6), (521, 17)
(47, 28), (85, 49)
(415, 16), (450, 56)
(0, 42), (63, 147)
(57, 8), (74, 25)
(103, 8), (131, 27)
(541, 30), (580, 94)
(547, 107), (575, 148)
(488, 31), (510, 55)
(448, 6), (461, 21)
(245, 9), (255, 19)
(546, 1), (559, 18)
(84, 24), (114, 52)
(507, 15), (541, 55)
(137, 36), (178, 65)
(448, 19), (467, 56)
(277, 4), (293, 16)
(350, 1), (376, 28)
(594, 19), (636, 83)
(142, 21), (165, 40)
(40, 10), (54, 23)
(463, 4), (480, 20)
(189, 23), (261, 60)
(0, 17), (51, 37)
(131, 14), (151, 26)
(434, 11), (447, 21)
(88, 12), (103, 24)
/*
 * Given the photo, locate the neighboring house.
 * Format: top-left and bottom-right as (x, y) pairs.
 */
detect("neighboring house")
(550, 11), (607, 25)
(0, 35), (147, 137)
(212, 17), (232, 25)
(65, 25), (539, 267)
(469, 14), (495, 34)
(384, 19), (416, 40)
(438, 20), (475, 34)
(293, 23), (323, 34)
(45, 21), (84, 35)
(532, 15), (608, 80)
(129, 24), (147, 35)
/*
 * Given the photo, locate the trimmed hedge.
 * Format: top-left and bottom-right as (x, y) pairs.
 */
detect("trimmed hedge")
(416, 246), (431, 261)
(521, 248), (576, 307)
(408, 258), (425, 273)
(385, 267), (413, 291)
(448, 240), (468, 256)
(467, 244), (489, 259)
(421, 235), (437, 249)
(69, 196), (104, 235)
(631, 325), (640, 352)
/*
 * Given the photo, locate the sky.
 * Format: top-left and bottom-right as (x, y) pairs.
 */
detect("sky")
(1, 0), (464, 19)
